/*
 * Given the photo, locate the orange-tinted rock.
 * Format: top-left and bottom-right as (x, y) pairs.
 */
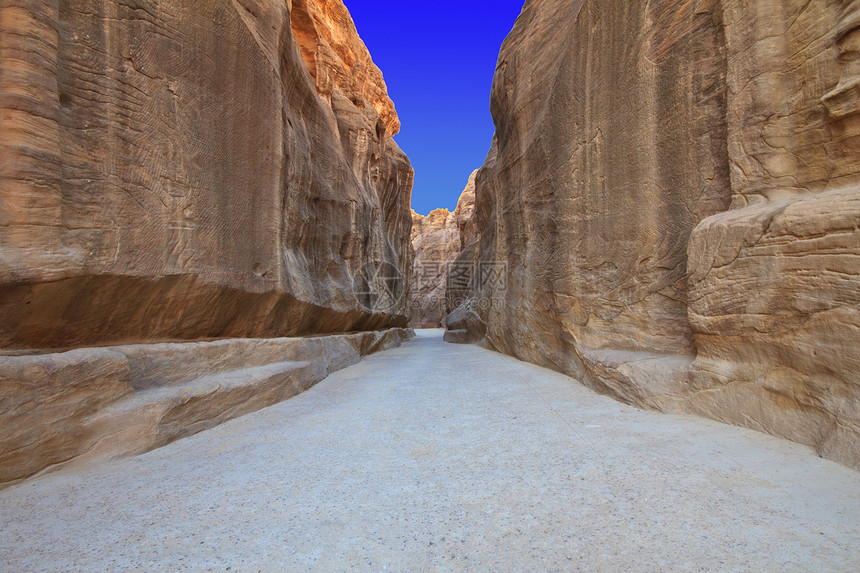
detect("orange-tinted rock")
(0, 0), (413, 350)
(408, 171), (477, 327)
(0, 0), (417, 485)
(457, 0), (860, 469)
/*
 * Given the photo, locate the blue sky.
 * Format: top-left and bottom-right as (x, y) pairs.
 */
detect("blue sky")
(344, 1), (525, 215)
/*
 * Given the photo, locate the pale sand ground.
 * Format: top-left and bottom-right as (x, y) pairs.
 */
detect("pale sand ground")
(1, 329), (859, 572)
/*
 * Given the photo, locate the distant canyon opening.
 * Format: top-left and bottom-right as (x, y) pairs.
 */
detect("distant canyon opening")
(0, 0), (859, 493)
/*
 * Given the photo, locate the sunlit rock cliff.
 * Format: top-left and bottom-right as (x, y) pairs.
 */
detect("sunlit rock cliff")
(409, 208), (457, 328)
(0, 0), (413, 349)
(451, 0), (860, 469)
(0, 0), (413, 485)
(408, 171), (477, 327)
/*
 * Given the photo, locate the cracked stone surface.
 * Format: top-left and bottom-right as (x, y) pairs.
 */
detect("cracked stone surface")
(1, 330), (859, 571)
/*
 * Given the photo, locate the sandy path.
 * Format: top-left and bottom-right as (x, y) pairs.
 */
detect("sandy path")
(1, 329), (859, 571)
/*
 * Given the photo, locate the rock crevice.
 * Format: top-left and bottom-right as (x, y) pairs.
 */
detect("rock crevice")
(408, 171), (477, 328)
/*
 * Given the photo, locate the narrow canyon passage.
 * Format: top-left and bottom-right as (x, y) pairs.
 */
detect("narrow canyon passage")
(1, 330), (859, 571)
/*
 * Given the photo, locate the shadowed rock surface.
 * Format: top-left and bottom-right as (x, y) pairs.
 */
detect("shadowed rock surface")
(452, 0), (860, 469)
(0, 0), (413, 350)
(443, 302), (486, 345)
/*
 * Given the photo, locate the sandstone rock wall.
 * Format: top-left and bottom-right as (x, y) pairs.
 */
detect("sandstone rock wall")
(408, 171), (476, 327)
(686, 0), (860, 469)
(0, 0), (413, 350)
(0, 328), (413, 487)
(409, 208), (457, 327)
(457, 0), (860, 469)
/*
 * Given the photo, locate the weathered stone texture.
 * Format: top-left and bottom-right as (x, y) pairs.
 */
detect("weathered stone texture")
(684, 0), (860, 469)
(0, 328), (414, 487)
(408, 208), (457, 327)
(0, 0), (416, 485)
(0, 0), (413, 350)
(457, 0), (860, 468)
(408, 171), (476, 328)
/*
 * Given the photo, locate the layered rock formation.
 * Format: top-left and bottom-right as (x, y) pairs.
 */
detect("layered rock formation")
(0, 0), (413, 350)
(0, 328), (412, 486)
(453, 0), (860, 469)
(408, 171), (476, 327)
(0, 0), (415, 483)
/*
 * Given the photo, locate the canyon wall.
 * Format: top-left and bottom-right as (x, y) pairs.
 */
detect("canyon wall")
(0, 328), (412, 486)
(455, 0), (860, 468)
(0, 0), (413, 350)
(408, 171), (476, 327)
(409, 208), (457, 327)
(0, 0), (415, 483)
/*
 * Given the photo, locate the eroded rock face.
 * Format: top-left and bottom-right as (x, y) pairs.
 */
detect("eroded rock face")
(408, 171), (477, 327)
(408, 208), (457, 327)
(445, 170), (480, 313)
(0, 0), (413, 350)
(0, 328), (414, 486)
(458, 0), (860, 468)
(685, 0), (860, 466)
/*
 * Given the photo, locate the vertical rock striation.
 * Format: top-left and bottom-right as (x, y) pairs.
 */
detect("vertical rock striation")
(0, 0), (416, 484)
(686, 0), (860, 469)
(455, 0), (860, 469)
(0, 0), (413, 350)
